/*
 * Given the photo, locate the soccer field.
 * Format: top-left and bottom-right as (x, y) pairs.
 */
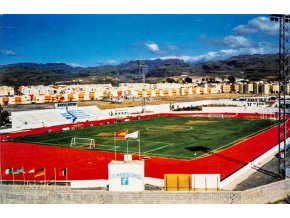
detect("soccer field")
(12, 116), (276, 160)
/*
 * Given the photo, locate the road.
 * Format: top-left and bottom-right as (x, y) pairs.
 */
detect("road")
(234, 156), (290, 191)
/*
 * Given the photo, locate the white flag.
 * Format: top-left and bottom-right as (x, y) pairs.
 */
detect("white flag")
(125, 131), (139, 139)
(28, 169), (35, 173)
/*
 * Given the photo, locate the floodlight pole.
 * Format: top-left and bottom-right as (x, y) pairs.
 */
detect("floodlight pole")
(138, 60), (147, 84)
(139, 61), (148, 113)
(270, 14), (290, 178)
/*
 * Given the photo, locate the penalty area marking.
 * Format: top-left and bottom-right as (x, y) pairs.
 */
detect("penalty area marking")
(143, 143), (174, 154)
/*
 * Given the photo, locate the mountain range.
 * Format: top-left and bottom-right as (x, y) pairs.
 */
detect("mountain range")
(0, 54), (279, 87)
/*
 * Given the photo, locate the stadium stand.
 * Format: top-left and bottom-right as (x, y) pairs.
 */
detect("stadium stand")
(10, 106), (107, 130)
(60, 112), (75, 120)
(69, 110), (91, 119)
(15, 114), (39, 125)
(12, 109), (70, 129)
(60, 109), (91, 122)
(31, 111), (66, 123)
(81, 106), (110, 119)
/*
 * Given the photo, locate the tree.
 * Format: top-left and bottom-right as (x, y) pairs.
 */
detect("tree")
(228, 75), (236, 83)
(184, 77), (192, 83)
(169, 102), (175, 111)
(165, 78), (177, 83)
(0, 106), (10, 126)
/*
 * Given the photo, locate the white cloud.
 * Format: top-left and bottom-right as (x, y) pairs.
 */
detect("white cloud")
(234, 16), (279, 35)
(96, 60), (120, 66)
(199, 35), (252, 48)
(67, 63), (85, 68)
(145, 42), (161, 54)
(167, 43), (178, 51)
(222, 36), (252, 48)
(0, 49), (17, 56)
(198, 34), (207, 41)
(156, 54), (219, 63)
(103, 60), (120, 66)
(157, 45), (277, 64)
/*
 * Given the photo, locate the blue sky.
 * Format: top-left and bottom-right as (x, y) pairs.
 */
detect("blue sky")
(0, 14), (279, 67)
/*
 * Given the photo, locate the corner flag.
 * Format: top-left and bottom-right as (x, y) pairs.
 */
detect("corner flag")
(115, 130), (127, 139)
(125, 131), (139, 139)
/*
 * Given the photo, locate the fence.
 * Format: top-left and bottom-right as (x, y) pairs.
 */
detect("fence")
(1, 178), (290, 204)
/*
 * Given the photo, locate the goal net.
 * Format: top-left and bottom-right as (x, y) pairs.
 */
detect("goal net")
(207, 113), (224, 119)
(70, 137), (96, 149)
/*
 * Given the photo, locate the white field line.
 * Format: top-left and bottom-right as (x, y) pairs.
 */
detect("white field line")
(97, 144), (118, 147)
(143, 143), (174, 154)
(148, 153), (193, 159)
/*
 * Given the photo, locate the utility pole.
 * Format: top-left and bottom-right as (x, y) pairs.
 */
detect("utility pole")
(270, 14), (290, 178)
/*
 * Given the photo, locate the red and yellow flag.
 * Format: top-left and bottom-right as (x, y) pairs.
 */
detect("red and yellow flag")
(34, 168), (45, 178)
(115, 130), (127, 139)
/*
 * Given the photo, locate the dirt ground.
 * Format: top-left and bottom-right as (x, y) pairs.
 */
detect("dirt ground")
(3, 93), (260, 112)
(96, 133), (114, 137)
(78, 93), (259, 110)
(185, 120), (216, 125)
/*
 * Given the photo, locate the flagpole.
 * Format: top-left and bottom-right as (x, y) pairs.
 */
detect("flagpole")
(127, 129), (129, 160)
(54, 167), (56, 186)
(66, 168), (68, 186)
(126, 139), (129, 160)
(138, 132), (141, 160)
(138, 139), (141, 161)
(12, 167), (14, 185)
(33, 166), (36, 185)
(44, 167), (47, 185)
(114, 131), (116, 161)
(22, 167), (26, 185)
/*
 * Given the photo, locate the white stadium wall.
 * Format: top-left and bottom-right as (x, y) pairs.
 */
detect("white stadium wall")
(192, 174), (220, 191)
(104, 99), (278, 116)
(108, 160), (144, 192)
(70, 180), (108, 189)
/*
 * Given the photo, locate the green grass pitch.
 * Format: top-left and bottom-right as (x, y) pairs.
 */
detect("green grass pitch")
(12, 116), (276, 160)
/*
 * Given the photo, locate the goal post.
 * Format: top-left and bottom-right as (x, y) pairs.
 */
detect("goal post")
(70, 137), (96, 149)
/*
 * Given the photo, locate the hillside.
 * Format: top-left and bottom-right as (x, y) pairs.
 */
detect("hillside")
(0, 54), (279, 87)
(192, 54), (279, 81)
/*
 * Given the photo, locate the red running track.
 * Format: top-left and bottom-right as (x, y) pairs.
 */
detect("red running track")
(0, 113), (285, 182)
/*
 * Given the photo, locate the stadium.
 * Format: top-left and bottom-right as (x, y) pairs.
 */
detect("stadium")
(0, 99), (286, 193)
(1, 13), (290, 204)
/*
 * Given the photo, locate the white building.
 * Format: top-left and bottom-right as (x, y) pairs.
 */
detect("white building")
(0, 86), (14, 96)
